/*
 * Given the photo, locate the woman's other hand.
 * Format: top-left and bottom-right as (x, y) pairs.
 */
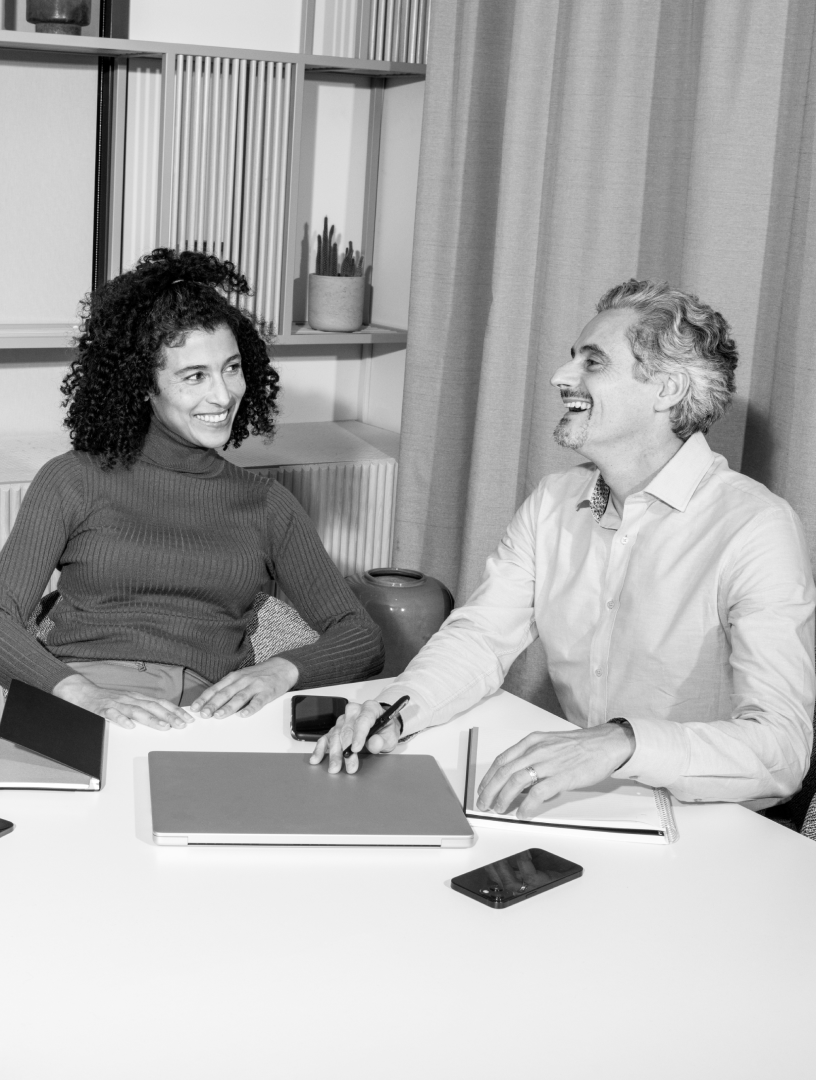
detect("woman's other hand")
(189, 657), (298, 719)
(53, 674), (192, 730)
(309, 699), (401, 774)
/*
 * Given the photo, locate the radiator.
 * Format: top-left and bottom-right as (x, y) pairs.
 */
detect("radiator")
(0, 456), (396, 583)
(265, 457), (397, 577)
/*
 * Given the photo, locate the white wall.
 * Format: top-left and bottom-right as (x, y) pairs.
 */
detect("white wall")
(129, 0), (303, 53)
(0, 46), (98, 435)
(0, 51), (97, 323)
(0, 357), (72, 435)
(360, 76), (424, 432)
(275, 353), (362, 423)
(295, 73), (371, 323)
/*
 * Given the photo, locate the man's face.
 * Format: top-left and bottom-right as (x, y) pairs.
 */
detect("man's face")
(551, 308), (661, 456)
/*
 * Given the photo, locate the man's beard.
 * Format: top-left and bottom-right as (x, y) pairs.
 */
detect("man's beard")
(553, 414), (589, 449)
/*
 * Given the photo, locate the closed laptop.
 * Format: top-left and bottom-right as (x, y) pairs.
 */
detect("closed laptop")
(149, 750), (475, 847)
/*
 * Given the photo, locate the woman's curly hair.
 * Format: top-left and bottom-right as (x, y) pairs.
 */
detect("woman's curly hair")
(62, 248), (280, 468)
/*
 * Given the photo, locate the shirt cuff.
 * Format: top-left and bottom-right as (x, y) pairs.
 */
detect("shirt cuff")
(379, 681), (432, 738)
(611, 716), (689, 788)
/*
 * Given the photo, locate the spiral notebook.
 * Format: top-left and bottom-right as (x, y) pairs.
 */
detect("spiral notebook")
(464, 727), (678, 844)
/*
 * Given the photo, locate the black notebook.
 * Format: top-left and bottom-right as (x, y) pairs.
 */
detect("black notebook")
(0, 680), (106, 790)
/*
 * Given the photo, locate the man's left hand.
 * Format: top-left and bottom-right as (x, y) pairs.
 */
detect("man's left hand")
(190, 657), (299, 719)
(476, 724), (636, 818)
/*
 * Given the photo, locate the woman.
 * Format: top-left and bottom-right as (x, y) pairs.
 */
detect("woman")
(0, 249), (383, 730)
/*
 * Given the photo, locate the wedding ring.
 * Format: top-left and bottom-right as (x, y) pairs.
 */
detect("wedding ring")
(526, 765), (539, 786)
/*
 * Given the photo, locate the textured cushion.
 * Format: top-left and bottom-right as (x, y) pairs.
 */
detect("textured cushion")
(802, 796), (816, 840)
(240, 592), (319, 664)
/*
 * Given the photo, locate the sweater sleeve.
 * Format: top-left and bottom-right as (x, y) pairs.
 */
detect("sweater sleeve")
(0, 454), (86, 692)
(263, 482), (384, 687)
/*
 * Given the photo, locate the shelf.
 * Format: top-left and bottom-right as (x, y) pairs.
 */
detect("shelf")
(0, 29), (425, 75)
(275, 324), (407, 346)
(0, 324), (76, 350)
(222, 420), (399, 470)
(0, 323), (406, 351)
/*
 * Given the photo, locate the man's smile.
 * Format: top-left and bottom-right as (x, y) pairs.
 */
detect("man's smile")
(561, 394), (593, 414)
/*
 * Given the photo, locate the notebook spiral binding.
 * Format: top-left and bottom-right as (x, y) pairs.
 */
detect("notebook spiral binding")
(653, 786), (679, 843)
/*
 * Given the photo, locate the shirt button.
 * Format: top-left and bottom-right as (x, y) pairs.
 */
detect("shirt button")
(620, 535), (629, 545)
(606, 600), (615, 609)
(594, 668), (602, 677)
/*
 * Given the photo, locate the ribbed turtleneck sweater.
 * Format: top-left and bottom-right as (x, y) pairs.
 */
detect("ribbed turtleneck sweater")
(0, 417), (383, 693)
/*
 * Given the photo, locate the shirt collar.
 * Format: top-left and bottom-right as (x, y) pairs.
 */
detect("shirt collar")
(643, 431), (715, 512)
(583, 431), (715, 522)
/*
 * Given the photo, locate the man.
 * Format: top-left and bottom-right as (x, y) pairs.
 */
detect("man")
(312, 280), (816, 814)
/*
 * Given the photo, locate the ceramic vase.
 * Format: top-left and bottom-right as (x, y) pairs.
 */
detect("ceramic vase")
(308, 274), (365, 332)
(346, 568), (454, 678)
(26, 0), (91, 33)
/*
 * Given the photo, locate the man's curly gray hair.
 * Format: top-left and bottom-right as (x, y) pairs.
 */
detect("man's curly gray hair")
(597, 279), (738, 441)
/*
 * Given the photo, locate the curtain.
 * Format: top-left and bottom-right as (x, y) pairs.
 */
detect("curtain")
(392, 0), (816, 709)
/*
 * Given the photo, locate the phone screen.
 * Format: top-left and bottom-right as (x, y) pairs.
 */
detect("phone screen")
(290, 695), (349, 741)
(451, 848), (583, 908)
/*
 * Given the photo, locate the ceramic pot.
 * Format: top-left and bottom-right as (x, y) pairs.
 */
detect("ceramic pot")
(346, 567), (454, 678)
(27, 0), (91, 33)
(308, 274), (364, 332)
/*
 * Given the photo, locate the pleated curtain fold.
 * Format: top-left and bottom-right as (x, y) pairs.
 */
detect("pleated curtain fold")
(392, 0), (816, 708)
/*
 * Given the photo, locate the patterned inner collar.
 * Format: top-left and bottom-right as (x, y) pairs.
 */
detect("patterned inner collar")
(590, 475), (610, 523)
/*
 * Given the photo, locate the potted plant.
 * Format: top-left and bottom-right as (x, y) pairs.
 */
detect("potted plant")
(26, 0), (91, 34)
(307, 217), (365, 332)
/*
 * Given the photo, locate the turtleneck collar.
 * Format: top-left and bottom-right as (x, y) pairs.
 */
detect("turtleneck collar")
(139, 412), (226, 477)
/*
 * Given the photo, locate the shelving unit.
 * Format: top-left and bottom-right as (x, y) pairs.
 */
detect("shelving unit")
(0, 1), (426, 570)
(0, 7), (426, 350)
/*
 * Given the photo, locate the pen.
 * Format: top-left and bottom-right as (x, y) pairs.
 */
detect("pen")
(343, 695), (410, 758)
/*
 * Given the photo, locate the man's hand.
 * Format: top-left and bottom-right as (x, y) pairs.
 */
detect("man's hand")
(53, 673), (192, 730)
(189, 657), (299, 719)
(477, 724), (635, 818)
(309, 699), (401, 774)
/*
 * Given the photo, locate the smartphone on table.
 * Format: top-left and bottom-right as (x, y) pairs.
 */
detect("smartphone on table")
(451, 848), (583, 908)
(290, 695), (349, 742)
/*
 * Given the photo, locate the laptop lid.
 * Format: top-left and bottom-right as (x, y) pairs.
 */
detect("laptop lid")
(148, 750), (475, 847)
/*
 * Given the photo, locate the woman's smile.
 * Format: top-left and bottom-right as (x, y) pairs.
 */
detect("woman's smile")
(194, 409), (231, 425)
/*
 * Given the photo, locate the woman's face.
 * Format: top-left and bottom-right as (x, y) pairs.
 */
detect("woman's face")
(150, 325), (246, 448)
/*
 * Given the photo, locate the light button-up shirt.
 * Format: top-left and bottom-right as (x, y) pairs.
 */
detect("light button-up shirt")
(388, 434), (816, 806)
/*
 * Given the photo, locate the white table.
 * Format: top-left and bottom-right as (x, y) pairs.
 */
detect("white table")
(1, 682), (815, 1080)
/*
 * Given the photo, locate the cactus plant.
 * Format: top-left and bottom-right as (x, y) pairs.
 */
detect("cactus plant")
(315, 217), (362, 277)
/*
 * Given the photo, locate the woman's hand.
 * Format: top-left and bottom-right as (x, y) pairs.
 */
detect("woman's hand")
(309, 699), (401, 774)
(189, 657), (299, 719)
(53, 673), (192, 730)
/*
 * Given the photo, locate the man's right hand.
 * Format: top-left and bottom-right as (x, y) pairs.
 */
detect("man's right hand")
(309, 699), (401, 774)
(52, 673), (192, 730)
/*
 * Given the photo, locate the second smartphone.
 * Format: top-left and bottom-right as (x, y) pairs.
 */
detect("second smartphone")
(290, 694), (349, 741)
(451, 848), (583, 908)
